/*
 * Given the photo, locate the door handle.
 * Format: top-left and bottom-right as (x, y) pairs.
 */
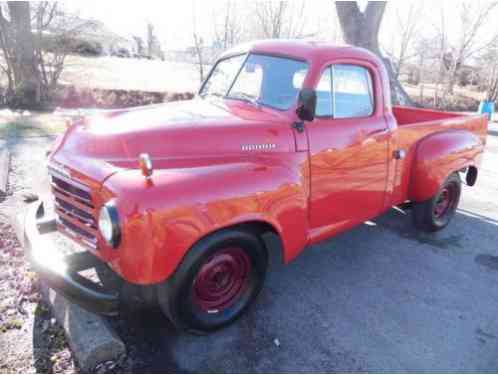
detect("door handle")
(393, 149), (406, 159)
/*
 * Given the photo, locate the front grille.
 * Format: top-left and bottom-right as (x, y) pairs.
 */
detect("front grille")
(49, 168), (98, 250)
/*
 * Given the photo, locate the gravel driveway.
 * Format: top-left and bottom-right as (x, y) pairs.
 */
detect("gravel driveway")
(0, 135), (78, 373)
(2, 122), (498, 373)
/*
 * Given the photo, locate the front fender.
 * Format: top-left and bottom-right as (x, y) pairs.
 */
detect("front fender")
(99, 153), (309, 284)
(409, 130), (483, 202)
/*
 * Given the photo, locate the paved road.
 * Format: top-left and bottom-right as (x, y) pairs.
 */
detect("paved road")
(7, 125), (498, 373)
(112, 126), (498, 373)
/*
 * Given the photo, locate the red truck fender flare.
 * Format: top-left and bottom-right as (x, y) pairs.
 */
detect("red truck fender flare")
(409, 130), (483, 202)
(155, 181), (309, 283)
(103, 157), (310, 285)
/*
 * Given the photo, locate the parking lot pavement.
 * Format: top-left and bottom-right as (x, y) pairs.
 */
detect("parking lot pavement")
(118, 133), (498, 373)
(6, 128), (498, 373)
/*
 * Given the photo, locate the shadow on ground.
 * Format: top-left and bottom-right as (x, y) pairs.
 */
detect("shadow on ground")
(112, 207), (498, 373)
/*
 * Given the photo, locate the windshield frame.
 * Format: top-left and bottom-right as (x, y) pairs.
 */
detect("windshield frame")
(199, 52), (309, 112)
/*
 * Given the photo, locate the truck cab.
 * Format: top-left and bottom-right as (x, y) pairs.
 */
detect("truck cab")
(27, 40), (487, 333)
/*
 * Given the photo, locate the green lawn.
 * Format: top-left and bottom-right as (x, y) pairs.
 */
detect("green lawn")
(0, 111), (66, 139)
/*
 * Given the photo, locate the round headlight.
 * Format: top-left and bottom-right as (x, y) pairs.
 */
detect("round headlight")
(98, 201), (121, 248)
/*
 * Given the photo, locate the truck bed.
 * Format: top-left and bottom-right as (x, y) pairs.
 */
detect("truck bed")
(392, 106), (488, 139)
(393, 106), (465, 126)
(391, 106), (488, 205)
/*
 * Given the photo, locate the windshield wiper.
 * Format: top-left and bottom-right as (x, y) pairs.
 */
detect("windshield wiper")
(228, 92), (260, 107)
(200, 92), (224, 100)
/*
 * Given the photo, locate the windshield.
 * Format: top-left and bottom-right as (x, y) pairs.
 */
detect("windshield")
(200, 53), (309, 110)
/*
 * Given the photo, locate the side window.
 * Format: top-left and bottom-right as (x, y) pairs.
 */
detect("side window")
(315, 67), (333, 117)
(333, 64), (374, 118)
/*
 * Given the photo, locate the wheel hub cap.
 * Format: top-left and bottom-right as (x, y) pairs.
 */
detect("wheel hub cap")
(433, 184), (457, 219)
(192, 247), (251, 312)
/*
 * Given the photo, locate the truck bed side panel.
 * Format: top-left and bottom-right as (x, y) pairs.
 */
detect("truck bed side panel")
(409, 130), (483, 202)
(390, 107), (487, 205)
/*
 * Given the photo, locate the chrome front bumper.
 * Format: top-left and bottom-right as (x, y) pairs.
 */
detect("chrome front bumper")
(25, 200), (119, 316)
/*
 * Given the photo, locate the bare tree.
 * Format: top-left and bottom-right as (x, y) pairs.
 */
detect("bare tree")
(478, 44), (498, 102)
(485, 64), (498, 102)
(253, 1), (311, 39)
(335, 1), (414, 105)
(0, 2), (40, 107)
(35, 3), (98, 103)
(411, 36), (434, 102)
(445, 2), (498, 94)
(191, 0), (205, 83)
(0, 2), (96, 108)
(33, 3), (89, 101)
(147, 22), (164, 60)
(213, 2), (244, 50)
(192, 33), (205, 83)
(132, 35), (146, 58)
(433, 7), (449, 108)
(388, 3), (422, 79)
(282, 1), (309, 39)
(255, 1), (287, 39)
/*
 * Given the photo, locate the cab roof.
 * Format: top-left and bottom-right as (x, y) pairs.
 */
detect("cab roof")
(220, 39), (380, 65)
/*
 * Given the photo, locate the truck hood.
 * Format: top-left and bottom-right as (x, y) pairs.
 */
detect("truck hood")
(51, 99), (294, 183)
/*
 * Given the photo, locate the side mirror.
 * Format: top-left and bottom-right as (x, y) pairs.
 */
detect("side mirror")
(296, 88), (316, 122)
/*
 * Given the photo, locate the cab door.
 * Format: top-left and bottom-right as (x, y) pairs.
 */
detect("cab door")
(307, 63), (390, 239)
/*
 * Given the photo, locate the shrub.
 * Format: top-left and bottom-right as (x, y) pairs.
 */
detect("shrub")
(55, 86), (194, 109)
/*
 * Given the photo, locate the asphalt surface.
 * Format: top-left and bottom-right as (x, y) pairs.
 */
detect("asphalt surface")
(6, 123), (498, 373)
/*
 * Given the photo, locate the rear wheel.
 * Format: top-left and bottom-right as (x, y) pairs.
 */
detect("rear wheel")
(412, 173), (461, 232)
(157, 229), (268, 334)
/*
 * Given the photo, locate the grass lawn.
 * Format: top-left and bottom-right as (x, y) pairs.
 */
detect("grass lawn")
(0, 111), (66, 139)
(61, 55), (202, 93)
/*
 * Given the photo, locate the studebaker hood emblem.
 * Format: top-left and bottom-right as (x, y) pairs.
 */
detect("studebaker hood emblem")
(241, 143), (276, 151)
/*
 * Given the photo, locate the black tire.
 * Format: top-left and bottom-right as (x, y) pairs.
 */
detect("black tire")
(157, 229), (268, 334)
(412, 172), (461, 232)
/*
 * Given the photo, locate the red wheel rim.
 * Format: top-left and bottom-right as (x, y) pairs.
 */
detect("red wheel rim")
(192, 247), (251, 312)
(433, 183), (457, 219)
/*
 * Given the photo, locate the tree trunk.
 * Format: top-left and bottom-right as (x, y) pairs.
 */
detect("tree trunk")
(193, 33), (204, 83)
(7, 2), (41, 108)
(418, 52), (425, 102)
(335, 2), (415, 106)
(446, 59), (459, 95)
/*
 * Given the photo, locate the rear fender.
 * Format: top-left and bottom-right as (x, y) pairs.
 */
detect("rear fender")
(409, 130), (483, 202)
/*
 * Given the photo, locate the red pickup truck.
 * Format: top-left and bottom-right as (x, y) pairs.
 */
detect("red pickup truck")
(26, 40), (488, 334)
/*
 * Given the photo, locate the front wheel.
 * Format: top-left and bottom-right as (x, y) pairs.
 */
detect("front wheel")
(157, 229), (268, 334)
(412, 172), (461, 232)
